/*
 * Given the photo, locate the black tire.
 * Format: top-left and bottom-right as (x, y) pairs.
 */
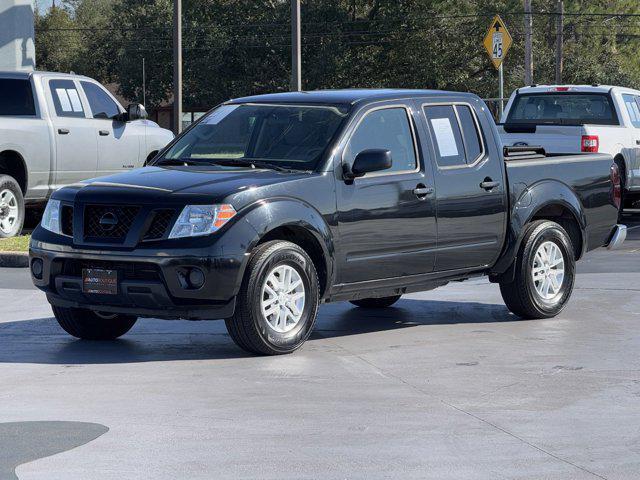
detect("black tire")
(52, 306), (138, 340)
(350, 295), (402, 308)
(225, 240), (320, 355)
(499, 220), (575, 320)
(0, 175), (24, 238)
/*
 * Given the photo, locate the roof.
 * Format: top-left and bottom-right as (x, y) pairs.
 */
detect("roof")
(0, 70), (93, 80)
(229, 89), (480, 107)
(517, 84), (640, 95)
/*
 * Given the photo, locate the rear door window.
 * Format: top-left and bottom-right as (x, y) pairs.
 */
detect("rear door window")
(456, 105), (484, 163)
(0, 79), (35, 116)
(423, 105), (466, 167)
(49, 79), (85, 118)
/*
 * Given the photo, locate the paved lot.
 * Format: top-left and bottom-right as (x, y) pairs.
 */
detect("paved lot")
(0, 215), (639, 479)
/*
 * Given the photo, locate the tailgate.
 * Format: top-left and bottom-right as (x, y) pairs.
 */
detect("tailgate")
(498, 124), (584, 154)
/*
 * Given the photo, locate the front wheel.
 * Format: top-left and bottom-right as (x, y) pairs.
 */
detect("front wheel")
(225, 241), (320, 355)
(52, 306), (138, 340)
(499, 220), (575, 319)
(0, 175), (24, 238)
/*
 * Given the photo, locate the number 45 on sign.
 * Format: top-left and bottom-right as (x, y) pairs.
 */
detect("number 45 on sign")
(483, 15), (512, 70)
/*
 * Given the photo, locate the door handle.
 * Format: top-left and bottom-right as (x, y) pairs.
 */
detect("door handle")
(480, 178), (500, 191)
(413, 184), (434, 199)
(58, 128), (70, 135)
(99, 130), (110, 136)
(636, 139), (640, 145)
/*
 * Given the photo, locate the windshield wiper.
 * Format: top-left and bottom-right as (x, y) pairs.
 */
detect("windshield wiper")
(153, 157), (217, 166)
(154, 157), (303, 173)
(208, 158), (300, 173)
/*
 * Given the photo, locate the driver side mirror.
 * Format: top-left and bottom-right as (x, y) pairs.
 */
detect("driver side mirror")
(344, 149), (392, 181)
(126, 103), (148, 122)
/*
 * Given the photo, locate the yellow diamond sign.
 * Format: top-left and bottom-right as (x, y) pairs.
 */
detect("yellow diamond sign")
(483, 15), (512, 69)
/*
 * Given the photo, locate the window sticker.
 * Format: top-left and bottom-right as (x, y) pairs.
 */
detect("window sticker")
(204, 105), (239, 125)
(430, 117), (459, 157)
(67, 89), (83, 112)
(55, 88), (72, 112)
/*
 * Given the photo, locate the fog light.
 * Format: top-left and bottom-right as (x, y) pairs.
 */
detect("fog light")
(31, 258), (43, 279)
(188, 268), (205, 289)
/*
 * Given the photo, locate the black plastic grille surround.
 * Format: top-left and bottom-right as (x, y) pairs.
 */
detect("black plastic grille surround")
(84, 205), (140, 240)
(143, 209), (176, 241)
(61, 205), (74, 237)
(62, 259), (162, 282)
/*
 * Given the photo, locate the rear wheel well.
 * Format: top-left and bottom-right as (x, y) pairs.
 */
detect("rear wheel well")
(531, 204), (582, 259)
(0, 150), (27, 195)
(258, 226), (329, 297)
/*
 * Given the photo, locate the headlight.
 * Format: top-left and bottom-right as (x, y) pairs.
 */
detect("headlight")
(169, 204), (236, 239)
(41, 199), (61, 234)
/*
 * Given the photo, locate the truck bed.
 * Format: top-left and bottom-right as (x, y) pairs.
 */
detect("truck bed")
(504, 151), (616, 254)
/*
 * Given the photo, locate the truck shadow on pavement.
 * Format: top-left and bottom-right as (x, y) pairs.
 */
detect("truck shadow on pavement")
(0, 421), (108, 480)
(0, 299), (516, 365)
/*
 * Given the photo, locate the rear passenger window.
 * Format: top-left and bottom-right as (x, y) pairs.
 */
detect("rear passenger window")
(344, 107), (417, 174)
(0, 79), (35, 116)
(49, 79), (85, 118)
(424, 104), (484, 167)
(423, 105), (466, 167)
(456, 105), (483, 162)
(623, 94), (640, 128)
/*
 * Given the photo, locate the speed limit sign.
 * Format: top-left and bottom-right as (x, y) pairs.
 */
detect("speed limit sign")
(483, 15), (512, 69)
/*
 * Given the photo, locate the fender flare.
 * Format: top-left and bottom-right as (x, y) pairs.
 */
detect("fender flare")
(491, 180), (586, 277)
(236, 197), (336, 293)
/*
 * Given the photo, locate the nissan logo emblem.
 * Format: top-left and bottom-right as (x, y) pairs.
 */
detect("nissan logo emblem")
(99, 212), (119, 231)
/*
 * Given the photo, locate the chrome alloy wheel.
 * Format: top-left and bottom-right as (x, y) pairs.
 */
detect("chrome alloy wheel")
(260, 265), (306, 333)
(0, 189), (18, 234)
(532, 241), (565, 300)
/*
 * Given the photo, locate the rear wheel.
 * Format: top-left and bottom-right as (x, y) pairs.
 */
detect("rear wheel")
(52, 306), (138, 340)
(225, 241), (320, 355)
(0, 175), (24, 238)
(499, 220), (575, 319)
(350, 295), (402, 308)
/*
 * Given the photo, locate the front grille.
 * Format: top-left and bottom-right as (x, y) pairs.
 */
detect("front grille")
(61, 205), (74, 237)
(143, 209), (175, 241)
(62, 259), (162, 282)
(84, 205), (140, 240)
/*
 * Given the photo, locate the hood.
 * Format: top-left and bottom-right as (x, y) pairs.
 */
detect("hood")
(68, 166), (312, 204)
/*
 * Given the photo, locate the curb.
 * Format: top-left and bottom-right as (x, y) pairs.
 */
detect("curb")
(0, 252), (29, 268)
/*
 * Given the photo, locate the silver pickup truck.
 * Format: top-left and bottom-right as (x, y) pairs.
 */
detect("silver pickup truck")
(0, 71), (174, 237)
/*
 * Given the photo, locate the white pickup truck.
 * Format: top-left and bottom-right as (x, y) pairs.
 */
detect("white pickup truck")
(498, 85), (640, 215)
(0, 70), (174, 237)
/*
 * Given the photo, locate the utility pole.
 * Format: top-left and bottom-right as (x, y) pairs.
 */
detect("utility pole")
(291, 0), (301, 91)
(142, 57), (146, 106)
(172, 0), (183, 134)
(523, 0), (533, 85)
(555, 0), (564, 84)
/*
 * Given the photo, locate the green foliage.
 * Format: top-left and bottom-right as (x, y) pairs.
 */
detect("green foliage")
(33, 0), (640, 111)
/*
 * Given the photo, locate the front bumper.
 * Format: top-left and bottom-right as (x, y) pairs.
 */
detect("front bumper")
(606, 224), (627, 250)
(30, 246), (244, 320)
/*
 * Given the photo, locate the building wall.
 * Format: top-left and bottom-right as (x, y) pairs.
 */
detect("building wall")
(0, 0), (35, 71)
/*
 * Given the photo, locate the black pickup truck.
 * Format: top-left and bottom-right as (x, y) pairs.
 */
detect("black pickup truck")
(29, 89), (626, 355)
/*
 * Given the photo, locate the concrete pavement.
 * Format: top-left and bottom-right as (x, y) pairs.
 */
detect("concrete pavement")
(0, 216), (638, 479)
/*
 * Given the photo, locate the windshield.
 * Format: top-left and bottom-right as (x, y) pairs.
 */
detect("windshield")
(158, 103), (348, 170)
(506, 93), (619, 125)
